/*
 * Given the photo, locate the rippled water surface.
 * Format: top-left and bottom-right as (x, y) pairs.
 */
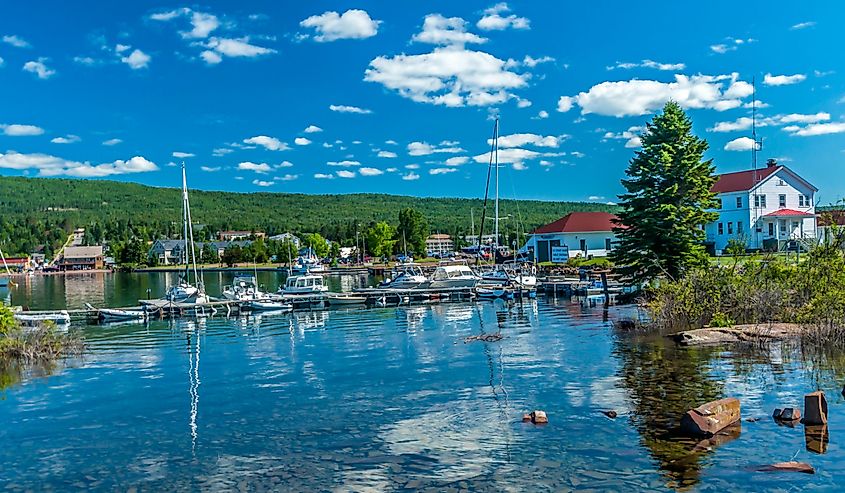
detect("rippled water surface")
(2, 273), (845, 491)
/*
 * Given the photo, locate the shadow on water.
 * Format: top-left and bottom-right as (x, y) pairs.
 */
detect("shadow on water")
(612, 333), (727, 490)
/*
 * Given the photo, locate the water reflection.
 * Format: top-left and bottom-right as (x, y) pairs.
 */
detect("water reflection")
(612, 335), (725, 489)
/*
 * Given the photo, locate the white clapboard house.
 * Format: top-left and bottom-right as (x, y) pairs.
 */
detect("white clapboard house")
(706, 160), (817, 253)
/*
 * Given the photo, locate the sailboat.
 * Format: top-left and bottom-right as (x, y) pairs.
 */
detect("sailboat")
(142, 164), (208, 306)
(0, 245), (12, 287)
(476, 118), (537, 289)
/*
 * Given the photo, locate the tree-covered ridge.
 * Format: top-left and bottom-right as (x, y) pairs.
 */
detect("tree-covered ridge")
(0, 175), (616, 255)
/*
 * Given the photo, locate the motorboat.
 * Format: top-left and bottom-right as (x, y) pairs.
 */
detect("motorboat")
(476, 286), (514, 300)
(15, 310), (71, 326)
(280, 274), (329, 294)
(325, 293), (367, 305)
(86, 304), (147, 322)
(428, 264), (480, 289)
(379, 263), (429, 289)
(244, 299), (293, 312)
(223, 275), (263, 301)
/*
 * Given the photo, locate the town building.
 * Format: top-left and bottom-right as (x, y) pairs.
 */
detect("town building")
(523, 211), (620, 262)
(706, 161), (817, 253)
(218, 230), (265, 241)
(59, 246), (104, 271)
(426, 234), (454, 255)
(268, 233), (301, 247)
(148, 240), (251, 265)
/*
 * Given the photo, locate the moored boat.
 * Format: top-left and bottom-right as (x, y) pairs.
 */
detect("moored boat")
(244, 299), (293, 312)
(325, 293), (367, 305)
(14, 310), (71, 326)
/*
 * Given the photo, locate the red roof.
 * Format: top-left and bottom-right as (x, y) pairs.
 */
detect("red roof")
(764, 209), (815, 218)
(711, 166), (780, 193)
(532, 212), (621, 234)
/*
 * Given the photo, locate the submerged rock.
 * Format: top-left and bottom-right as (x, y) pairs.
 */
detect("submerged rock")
(774, 407), (801, 422)
(670, 323), (806, 347)
(754, 461), (815, 474)
(602, 410), (618, 419)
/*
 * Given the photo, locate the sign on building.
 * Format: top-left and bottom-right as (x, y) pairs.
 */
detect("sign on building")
(550, 245), (569, 263)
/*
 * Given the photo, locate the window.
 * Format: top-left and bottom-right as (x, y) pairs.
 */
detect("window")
(718, 223), (724, 235)
(777, 179), (786, 186)
(754, 194), (767, 208)
(799, 194), (811, 207)
(605, 238), (612, 251)
(792, 221), (799, 231)
(779, 194), (786, 208)
(736, 197), (742, 208)
(728, 222), (734, 235)
(579, 239), (586, 252)
(737, 221), (743, 234)
(768, 223), (774, 236)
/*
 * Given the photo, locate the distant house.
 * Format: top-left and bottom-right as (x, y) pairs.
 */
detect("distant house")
(59, 246), (104, 271)
(268, 233), (301, 247)
(218, 230), (265, 241)
(2, 257), (30, 271)
(148, 239), (252, 264)
(148, 239), (183, 265)
(426, 234), (453, 255)
(523, 212), (621, 262)
(706, 161), (817, 253)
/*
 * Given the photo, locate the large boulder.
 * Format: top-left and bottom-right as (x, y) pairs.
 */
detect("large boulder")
(680, 398), (741, 437)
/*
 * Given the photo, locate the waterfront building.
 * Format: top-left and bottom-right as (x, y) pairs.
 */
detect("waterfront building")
(268, 232), (300, 247)
(148, 239), (251, 264)
(218, 230), (265, 241)
(523, 211), (620, 262)
(59, 246), (104, 271)
(426, 234), (454, 255)
(706, 161), (817, 253)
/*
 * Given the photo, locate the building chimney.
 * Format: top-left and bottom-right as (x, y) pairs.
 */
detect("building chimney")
(766, 158), (777, 168)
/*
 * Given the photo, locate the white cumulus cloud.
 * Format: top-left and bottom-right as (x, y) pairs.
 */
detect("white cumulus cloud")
(51, 134), (80, 144)
(121, 49), (151, 69)
(763, 73), (806, 86)
(407, 141), (465, 156)
(377, 150), (398, 158)
(413, 14), (487, 46)
(0, 151), (157, 177)
(172, 151), (194, 158)
(294, 137), (312, 146)
(1, 124), (45, 136)
(102, 138), (122, 146)
(607, 59), (686, 71)
(565, 73), (753, 117)
(329, 104), (372, 114)
(243, 135), (289, 151)
(359, 167), (383, 176)
(314, 173), (334, 179)
(23, 58), (55, 79)
(252, 179), (274, 187)
(402, 172), (420, 181)
(724, 136), (758, 151)
(337, 170), (356, 178)
(2, 35), (30, 48)
(477, 3), (530, 31)
(327, 160), (360, 167)
(492, 133), (562, 148)
(304, 125), (323, 133)
(429, 167), (457, 175)
(300, 9), (381, 42)
(238, 161), (272, 173)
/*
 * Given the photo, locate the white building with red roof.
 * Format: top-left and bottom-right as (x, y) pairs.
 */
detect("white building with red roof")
(706, 160), (817, 253)
(524, 211), (621, 262)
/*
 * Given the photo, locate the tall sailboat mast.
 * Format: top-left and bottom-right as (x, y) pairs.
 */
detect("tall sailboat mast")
(182, 163), (201, 292)
(181, 164), (190, 281)
(493, 118), (500, 259)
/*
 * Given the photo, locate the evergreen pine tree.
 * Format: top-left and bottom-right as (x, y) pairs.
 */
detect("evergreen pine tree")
(612, 101), (718, 283)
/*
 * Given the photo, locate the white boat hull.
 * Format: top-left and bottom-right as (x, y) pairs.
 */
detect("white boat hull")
(326, 294), (367, 305)
(245, 300), (293, 311)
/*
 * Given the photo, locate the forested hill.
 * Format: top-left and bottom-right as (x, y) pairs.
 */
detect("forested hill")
(0, 175), (616, 255)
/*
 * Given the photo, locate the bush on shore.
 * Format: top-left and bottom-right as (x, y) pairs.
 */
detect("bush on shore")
(644, 239), (845, 339)
(0, 306), (83, 361)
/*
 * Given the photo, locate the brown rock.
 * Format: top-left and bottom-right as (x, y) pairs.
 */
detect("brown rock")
(522, 414), (532, 423)
(755, 461), (815, 474)
(772, 408), (782, 418)
(530, 410), (548, 424)
(602, 410), (618, 419)
(778, 408), (801, 421)
(680, 397), (741, 437)
(803, 391), (828, 425)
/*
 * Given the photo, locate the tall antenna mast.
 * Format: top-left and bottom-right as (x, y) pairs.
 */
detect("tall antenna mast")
(751, 77), (763, 249)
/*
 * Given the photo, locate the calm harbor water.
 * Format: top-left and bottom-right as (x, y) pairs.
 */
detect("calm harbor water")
(1, 272), (845, 491)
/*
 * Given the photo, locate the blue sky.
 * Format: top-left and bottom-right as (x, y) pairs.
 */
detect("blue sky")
(0, 1), (843, 204)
